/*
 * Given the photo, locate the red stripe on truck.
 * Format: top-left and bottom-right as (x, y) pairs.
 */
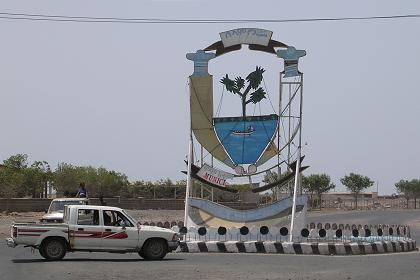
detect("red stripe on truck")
(18, 229), (49, 233)
(71, 231), (103, 238)
(103, 232), (128, 239)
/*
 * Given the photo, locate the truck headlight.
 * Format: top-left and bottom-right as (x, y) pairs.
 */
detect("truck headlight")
(172, 233), (180, 241)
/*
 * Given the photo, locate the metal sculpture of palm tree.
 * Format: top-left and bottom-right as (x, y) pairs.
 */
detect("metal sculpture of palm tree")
(220, 66), (266, 117)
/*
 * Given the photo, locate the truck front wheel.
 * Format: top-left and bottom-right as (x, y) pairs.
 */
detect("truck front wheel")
(139, 239), (168, 260)
(39, 238), (67, 261)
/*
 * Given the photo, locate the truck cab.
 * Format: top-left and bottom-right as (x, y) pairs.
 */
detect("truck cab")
(65, 205), (142, 251)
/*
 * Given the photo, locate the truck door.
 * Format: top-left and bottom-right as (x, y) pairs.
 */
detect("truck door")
(69, 209), (103, 250)
(101, 210), (139, 250)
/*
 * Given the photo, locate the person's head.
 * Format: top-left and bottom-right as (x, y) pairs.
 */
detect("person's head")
(80, 182), (85, 189)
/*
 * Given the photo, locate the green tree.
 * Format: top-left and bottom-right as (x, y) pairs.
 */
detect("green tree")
(152, 178), (175, 199)
(2, 154), (28, 197)
(95, 168), (129, 197)
(53, 164), (129, 198)
(262, 170), (293, 194)
(220, 66), (266, 117)
(340, 173), (374, 209)
(302, 174), (335, 210)
(395, 179), (420, 209)
(410, 179), (420, 209)
(26, 161), (52, 198)
(129, 179), (186, 199)
(3, 154), (28, 170)
(0, 166), (24, 199)
(395, 179), (412, 208)
(22, 166), (44, 198)
(53, 163), (82, 196)
(1, 155), (53, 198)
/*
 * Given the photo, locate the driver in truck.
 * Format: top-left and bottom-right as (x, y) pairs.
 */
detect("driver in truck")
(103, 211), (112, 226)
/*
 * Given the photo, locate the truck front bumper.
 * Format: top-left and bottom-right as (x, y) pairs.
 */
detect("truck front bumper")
(167, 241), (179, 251)
(5, 238), (16, 248)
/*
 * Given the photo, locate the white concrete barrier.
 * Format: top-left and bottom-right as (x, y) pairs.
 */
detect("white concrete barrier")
(263, 241), (277, 253)
(282, 242), (294, 254)
(225, 241), (239, 253)
(244, 241), (257, 253)
(335, 243), (346, 255)
(350, 242), (360, 254)
(318, 243), (329, 255)
(300, 242), (313, 254)
(374, 241), (385, 253)
(205, 240), (219, 252)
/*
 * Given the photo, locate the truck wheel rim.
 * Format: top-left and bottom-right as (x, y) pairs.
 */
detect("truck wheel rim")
(47, 241), (62, 258)
(149, 242), (164, 256)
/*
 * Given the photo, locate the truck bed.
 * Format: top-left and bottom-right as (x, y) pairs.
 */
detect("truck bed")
(11, 223), (69, 247)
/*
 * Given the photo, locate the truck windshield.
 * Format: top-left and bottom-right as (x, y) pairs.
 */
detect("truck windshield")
(49, 201), (87, 213)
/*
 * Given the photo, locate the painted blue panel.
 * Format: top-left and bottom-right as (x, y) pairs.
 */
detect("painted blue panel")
(213, 115), (278, 165)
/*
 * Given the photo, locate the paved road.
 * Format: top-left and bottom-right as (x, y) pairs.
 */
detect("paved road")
(1, 210), (419, 280)
(1, 245), (419, 280)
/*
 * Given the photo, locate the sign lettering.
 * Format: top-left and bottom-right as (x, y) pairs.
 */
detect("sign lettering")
(197, 164), (234, 187)
(220, 28), (273, 48)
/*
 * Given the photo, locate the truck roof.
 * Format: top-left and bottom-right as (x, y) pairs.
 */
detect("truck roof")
(52, 198), (89, 202)
(66, 204), (122, 211)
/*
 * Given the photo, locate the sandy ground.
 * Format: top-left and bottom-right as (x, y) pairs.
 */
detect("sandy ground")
(0, 212), (44, 238)
(2, 209), (420, 239)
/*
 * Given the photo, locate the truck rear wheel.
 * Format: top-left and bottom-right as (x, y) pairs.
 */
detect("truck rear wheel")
(40, 238), (67, 261)
(139, 239), (168, 260)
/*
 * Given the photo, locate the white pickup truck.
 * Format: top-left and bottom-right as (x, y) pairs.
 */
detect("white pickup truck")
(41, 198), (89, 223)
(6, 205), (179, 261)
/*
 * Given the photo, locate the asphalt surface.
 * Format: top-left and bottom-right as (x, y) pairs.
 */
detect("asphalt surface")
(1, 245), (420, 280)
(1, 210), (419, 280)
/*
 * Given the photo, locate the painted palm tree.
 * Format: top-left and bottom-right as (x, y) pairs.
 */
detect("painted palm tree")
(220, 66), (267, 117)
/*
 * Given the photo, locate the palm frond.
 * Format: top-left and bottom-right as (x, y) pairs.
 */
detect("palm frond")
(220, 74), (237, 93)
(235, 77), (245, 90)
(246, 66), (265, 89)
(248, 88), (266, 104)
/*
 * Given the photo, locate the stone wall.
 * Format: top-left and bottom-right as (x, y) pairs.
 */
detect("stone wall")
(0, 198), (52, 212)
(0, 198), (186, 212)
(0, 198), (257, 212)
(89, 198), (185, 210)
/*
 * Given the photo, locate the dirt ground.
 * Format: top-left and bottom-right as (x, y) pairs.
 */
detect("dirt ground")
(0, 210), (185, 238)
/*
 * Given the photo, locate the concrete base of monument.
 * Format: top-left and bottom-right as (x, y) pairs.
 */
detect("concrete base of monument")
(185, 196), (308, 232)
(178, 200), (417, 255)
(174, 223), (417, 255)
(177, 238), (417, 255)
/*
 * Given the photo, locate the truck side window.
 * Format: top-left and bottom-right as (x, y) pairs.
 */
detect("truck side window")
(77, 209), (99, 226)
(103, 210), (133, 227)
(103, 210), (113, 226)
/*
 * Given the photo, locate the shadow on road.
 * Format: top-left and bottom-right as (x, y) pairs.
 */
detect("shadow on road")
(12, 257), (184, 263)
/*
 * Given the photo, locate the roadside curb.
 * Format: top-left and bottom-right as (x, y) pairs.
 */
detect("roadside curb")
(178, 240), (417, 255)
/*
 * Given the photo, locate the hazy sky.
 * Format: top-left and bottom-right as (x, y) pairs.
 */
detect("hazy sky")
(1, 0), (419, 194)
